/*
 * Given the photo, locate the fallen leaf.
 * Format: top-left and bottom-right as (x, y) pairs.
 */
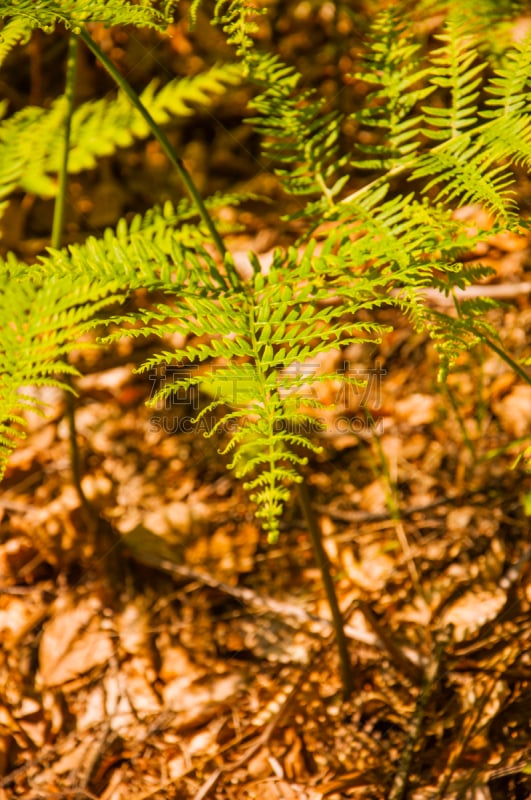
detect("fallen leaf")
(39, 595), (113, 687)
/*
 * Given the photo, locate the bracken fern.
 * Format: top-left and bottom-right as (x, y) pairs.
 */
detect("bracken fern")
(0, 0), (530, 532)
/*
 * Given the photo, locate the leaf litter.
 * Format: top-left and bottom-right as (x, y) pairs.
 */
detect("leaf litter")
(1, 239), (529, 798)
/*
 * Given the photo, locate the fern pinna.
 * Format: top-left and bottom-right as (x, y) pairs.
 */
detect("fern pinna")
(0, 264), (123, 481)
(1, 0), (530, 527)
(103, 241), (386, 541)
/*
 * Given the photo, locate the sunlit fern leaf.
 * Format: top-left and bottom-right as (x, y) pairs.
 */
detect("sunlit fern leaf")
(409, 136), (518, 223)
(482, 30), (531, 117)
(0, 1), (170, 39)
(422, 16), (485, 141)
(246, 52), (348, 207)
(0, 268), (123, 480)
(0, 16), (32, 67)
(213, 0), (266, 58)
(351, 8), (434, 170)
(423, 0), (527, 39)
(0, 64), (244, 205)
(34, 196), (251, 289)
(428, 262), (496, 294)
(425, 297), (503, 380)
(102, 244), (388, 539)
(0, 103), (66, 201)
(477, 115), (531, 174)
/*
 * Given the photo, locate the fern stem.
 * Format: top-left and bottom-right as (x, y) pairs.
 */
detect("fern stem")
(341, 116), (509, 208)
(51, 34), (78, 249)
(51, 34), (91, 517)
(78, 28), (227, 261)
(297, 481), (354, 700)
(473, 330), (531, 386)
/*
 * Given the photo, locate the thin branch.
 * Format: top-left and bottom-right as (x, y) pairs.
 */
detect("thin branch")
(78, 27), (227, 263)
(297, 481), (354, 699)
(50, 34), (93, 520)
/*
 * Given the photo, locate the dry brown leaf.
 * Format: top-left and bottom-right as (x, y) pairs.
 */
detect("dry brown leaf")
(492, 385), (531, 438)
(358, 479), (388, 513)
(39, 595), (113, 687)
(395, 393), (438, 426)
(243, 780), (317, 800)
(440, 587), (507, 641)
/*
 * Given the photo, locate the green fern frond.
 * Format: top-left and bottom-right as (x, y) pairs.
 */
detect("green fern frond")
(0, 1), (170, 38)
(0, 16), (32, 66)
(213, 0), (266, 58)
(35, 195), (251, 291)
(65, 63), (244, 172)
(0, 102), (67, 201)
(477, 114), (531, 172)
(423, 0), (527, 41)
(422, 17), (485, 140)
(352, 8), (433, 170)
(0, 64), (243, 204)
(410, 135), (518, 222)
(0, 267), (123, 480)
(94, 242), (387, 538)
(482, 30), (531, 117)
(425, 297), (503, 380)
(429, 262), (496, 294)
(245, 52), (348, 206)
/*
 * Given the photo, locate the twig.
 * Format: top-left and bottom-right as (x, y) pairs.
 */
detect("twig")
(122, 536), (381, 649)
(315, 490), (492, 526)
(434, 673), (504, 800)
(193, 667), (309, 800)
(124, 534), (423, 684)
(297, 481), (354, 699)
(356, 600), (423, 684)
(388, 633), (447, 800)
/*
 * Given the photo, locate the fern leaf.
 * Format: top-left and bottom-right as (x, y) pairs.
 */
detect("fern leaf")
(424, 297), (503, 380)
(0, 103), (66, 202)
(114, 242), (389, 537)
(422, 17), (485, 140)
(0, 65), (243, 204)
(352, 8), (433, 170)
(410, 136), (518, 222)
(0, 15), (32, 66)
(213, 0), (266, 58)
(0, 267), (123, 480)
(0, 1), (171, 36)
(482, 31), (531, 117)
(246, 52), (348, 206)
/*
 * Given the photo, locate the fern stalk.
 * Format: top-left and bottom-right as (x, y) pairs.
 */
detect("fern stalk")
(77, 24), (354, 699)
(78, 28), (227, 261)
(297, 481), (354, 699)
(471, 329), (531, 385)
(51, 35), (77, 247)
(50, 33), (92, 518)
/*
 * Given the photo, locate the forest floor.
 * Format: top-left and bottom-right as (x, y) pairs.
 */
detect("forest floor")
(1, 6), (531, 800)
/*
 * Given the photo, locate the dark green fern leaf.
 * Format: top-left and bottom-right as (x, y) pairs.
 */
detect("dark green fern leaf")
(0, 268), (123, 480)
(0, 1), (170, 39)
(422, 17), (485, 140)
(246, 52), (348, 207)
(352, 8), (433, 170)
